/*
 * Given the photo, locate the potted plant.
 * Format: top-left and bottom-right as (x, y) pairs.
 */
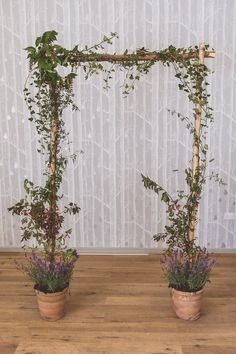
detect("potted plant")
(15, 249), (79, 320)
(8, 30), (81, 321)
(160, 249), (215, 320)
(141, 44), (222, 320)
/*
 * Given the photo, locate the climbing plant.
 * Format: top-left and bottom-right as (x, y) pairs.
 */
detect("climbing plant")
(8, 30), (217, 261)
(141, 46), (223, 257)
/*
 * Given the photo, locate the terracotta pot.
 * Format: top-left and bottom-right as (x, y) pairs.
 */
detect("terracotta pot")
(171, 288), (203, 321)
(35, 287), (68, 321)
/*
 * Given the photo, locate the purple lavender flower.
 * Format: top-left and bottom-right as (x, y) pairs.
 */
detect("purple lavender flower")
(160, 255), (166, 265)
(72, 249), (79, 259)
(54, 263), (61, 274)
(18, 250), (78, 293)
(160, 248), (216, 292)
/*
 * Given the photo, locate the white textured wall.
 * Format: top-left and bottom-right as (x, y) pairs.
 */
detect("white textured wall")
(0, 0), (235, 249)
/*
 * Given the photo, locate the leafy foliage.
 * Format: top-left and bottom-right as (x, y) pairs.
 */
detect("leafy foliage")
(141, 45), (223, 259)
(8, 30), (82, 257)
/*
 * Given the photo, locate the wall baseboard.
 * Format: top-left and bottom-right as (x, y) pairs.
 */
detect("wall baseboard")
(0, 247), (236, 255)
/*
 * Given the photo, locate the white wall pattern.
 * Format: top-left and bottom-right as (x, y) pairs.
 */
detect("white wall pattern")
(0, 0), (235, 249)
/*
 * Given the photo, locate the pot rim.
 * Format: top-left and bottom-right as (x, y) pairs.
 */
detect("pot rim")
(171, 287), (204, 296)
(35, 286), (68, 297)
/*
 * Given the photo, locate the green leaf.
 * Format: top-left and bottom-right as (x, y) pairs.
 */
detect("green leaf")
(161, 192), (170, 203)
(35, 36), (42, 47)
(41, 30), (58, 44)
(24, 46), (36, 53)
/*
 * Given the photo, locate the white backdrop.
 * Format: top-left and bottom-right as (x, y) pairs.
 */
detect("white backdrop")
(0, 0), (235, 249)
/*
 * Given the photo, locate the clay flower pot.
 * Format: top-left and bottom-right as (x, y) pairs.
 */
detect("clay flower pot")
(35, 287), (68, 321)
(171, 288), (203, 321)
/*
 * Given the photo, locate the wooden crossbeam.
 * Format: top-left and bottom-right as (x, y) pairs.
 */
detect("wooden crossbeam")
(69, 51), (215, 63)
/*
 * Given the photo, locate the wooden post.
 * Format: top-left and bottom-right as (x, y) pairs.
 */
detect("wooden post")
(48, 84), (58, 257)
(188, 43), (205, 245)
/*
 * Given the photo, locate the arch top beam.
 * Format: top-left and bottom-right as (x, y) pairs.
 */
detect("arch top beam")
(69, 50), (215, 64)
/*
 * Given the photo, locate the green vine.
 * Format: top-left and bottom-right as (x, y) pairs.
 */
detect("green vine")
(141, 45), (224, 256)
(9, 31), (81, 256)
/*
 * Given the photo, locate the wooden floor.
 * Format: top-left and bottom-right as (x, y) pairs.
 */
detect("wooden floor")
(0, 253), (236, 354)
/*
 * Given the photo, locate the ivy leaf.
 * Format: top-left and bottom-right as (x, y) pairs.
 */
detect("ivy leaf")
(153, 233), (165, 242)
(42, 30), (58, 44)
(24, 46), (36, 53)
(161, 192), (170, 203)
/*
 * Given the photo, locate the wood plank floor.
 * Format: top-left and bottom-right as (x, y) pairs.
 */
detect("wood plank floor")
(0, 253), (236, 354)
